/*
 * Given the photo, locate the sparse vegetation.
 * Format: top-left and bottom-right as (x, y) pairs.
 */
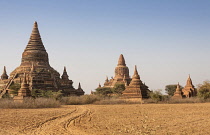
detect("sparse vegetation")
(31, 89), (62, 99)
(0, 97), (61, 109)
(95, 83), (125, 96)
(60, 95), (101, 105)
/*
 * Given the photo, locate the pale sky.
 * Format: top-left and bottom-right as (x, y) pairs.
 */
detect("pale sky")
(0, 0), (210, 94)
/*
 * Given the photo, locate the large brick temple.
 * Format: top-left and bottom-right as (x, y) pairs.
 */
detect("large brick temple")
(0, 22), (84, 98)
(99, 54), (150, 98)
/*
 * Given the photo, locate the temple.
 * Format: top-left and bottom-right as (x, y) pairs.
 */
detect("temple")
(122, 65), (142, 99)
(0, 22), (84, 98)
(172, 83), (183, 99)
(100, 54), (150, 98)
(182, 75), (196, 98)
(172, 75), (197, 98)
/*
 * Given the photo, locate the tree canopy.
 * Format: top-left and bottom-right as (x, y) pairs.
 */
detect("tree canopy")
(165, 84), (183, 96)
(197, 81), (210, 99)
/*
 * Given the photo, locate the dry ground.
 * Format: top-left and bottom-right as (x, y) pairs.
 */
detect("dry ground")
(1, 103), (210, 135)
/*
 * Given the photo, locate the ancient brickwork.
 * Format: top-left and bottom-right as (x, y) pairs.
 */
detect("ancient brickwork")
(0, 22), (84, 97)
(172, 83), (183, 99)
(182, 75), (196, 98)
(100, 54), (150, 98)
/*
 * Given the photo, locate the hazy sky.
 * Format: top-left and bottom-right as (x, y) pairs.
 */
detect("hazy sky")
(0, 0), (210, 94)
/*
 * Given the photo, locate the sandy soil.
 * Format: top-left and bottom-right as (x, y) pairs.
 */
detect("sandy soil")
(1, 103), (210, 135)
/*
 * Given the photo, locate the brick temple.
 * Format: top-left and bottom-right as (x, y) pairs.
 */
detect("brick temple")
(172, 75), (197, 99)
(100, 54), (150, 98)
(0, 22), (84, 98)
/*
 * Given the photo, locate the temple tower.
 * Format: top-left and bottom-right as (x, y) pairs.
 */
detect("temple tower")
(114, 54), (130, 82)
(76, 82), (85, 96)
(182, 75), (196, 98)
(103, 54), (131, 88)
(1, 66), (8, 80)
(17, 73), (31, 97)
(0, 22), (84, 97)
(122, 66), (142, 99)
(172, 83), (183, 99)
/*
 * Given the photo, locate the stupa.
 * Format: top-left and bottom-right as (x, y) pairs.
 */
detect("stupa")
(172, 83), (183, 99)
(122, 66), (142, 99)
(100, 54), (150, 98)
(182, 75), (196, 98)
(0, 22), (84, 98)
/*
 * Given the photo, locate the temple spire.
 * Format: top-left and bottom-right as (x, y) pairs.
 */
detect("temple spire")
(25, 21), (46, 51)
(62, 66), (69, 80)
(176, 82), (180, 91)
(186, 74), (193, 87)
(118, 54), (126, 66)
(132, 65), (140, 79)
(1, 66), (8, 80)
(105, 76), (109, 82)
(17, 73), (31, 97)
(78, 82), (81, 89)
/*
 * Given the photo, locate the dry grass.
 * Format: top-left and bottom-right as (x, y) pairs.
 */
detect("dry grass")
(94, 98), (142, 105)
(0, 98), (61, 109)
(60, 95), (100, 105)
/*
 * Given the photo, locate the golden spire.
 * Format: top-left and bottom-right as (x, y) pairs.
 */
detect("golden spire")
(117, 54), (126, 66)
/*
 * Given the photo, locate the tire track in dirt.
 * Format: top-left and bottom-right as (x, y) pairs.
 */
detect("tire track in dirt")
(22, 106), (92, 135)
(20, 106), (78, 134)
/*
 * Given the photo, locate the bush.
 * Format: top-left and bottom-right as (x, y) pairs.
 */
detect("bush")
(94, 98), (141, 105)
(0, 98), (61, 109)
(31, 89), (62, 99)
(60, 95), (101, 105)
(149, 90), (163, 103)
(197, 81), (210, 99)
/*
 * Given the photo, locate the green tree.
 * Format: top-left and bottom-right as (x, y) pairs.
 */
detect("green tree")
(197, 81), (210, 99)
(95, 87), (113, 96)
(149, 90), (163, 103)
(112, 83), (125, 95)
(9, 83), (21, 96)
(165, 84), (183, 96)
(32, 89), (62, 99)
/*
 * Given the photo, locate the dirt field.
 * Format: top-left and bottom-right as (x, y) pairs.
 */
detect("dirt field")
(1, 103), (210, 135)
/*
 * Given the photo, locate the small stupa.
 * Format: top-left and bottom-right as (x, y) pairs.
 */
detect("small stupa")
(172, 83), (183, 99)
(122, 65), (142, 99)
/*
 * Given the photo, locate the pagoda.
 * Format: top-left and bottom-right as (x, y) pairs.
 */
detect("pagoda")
(100, 54), (150, 98)
(103, 54), (131, 87)
(122, 65), (142, 99)
(172, 83), (183, 99)
(0, 22), (84, 98)
(182, 75), (196, 98)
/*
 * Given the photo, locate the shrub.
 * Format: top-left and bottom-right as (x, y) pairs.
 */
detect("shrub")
(60, 95), (101, 105)
(197, 81), (210, 99)
(94, 98), (142, 105)
(149, 90), (163, 103)
(9, 83), (21, 96)
(31, 89), (62, 99)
